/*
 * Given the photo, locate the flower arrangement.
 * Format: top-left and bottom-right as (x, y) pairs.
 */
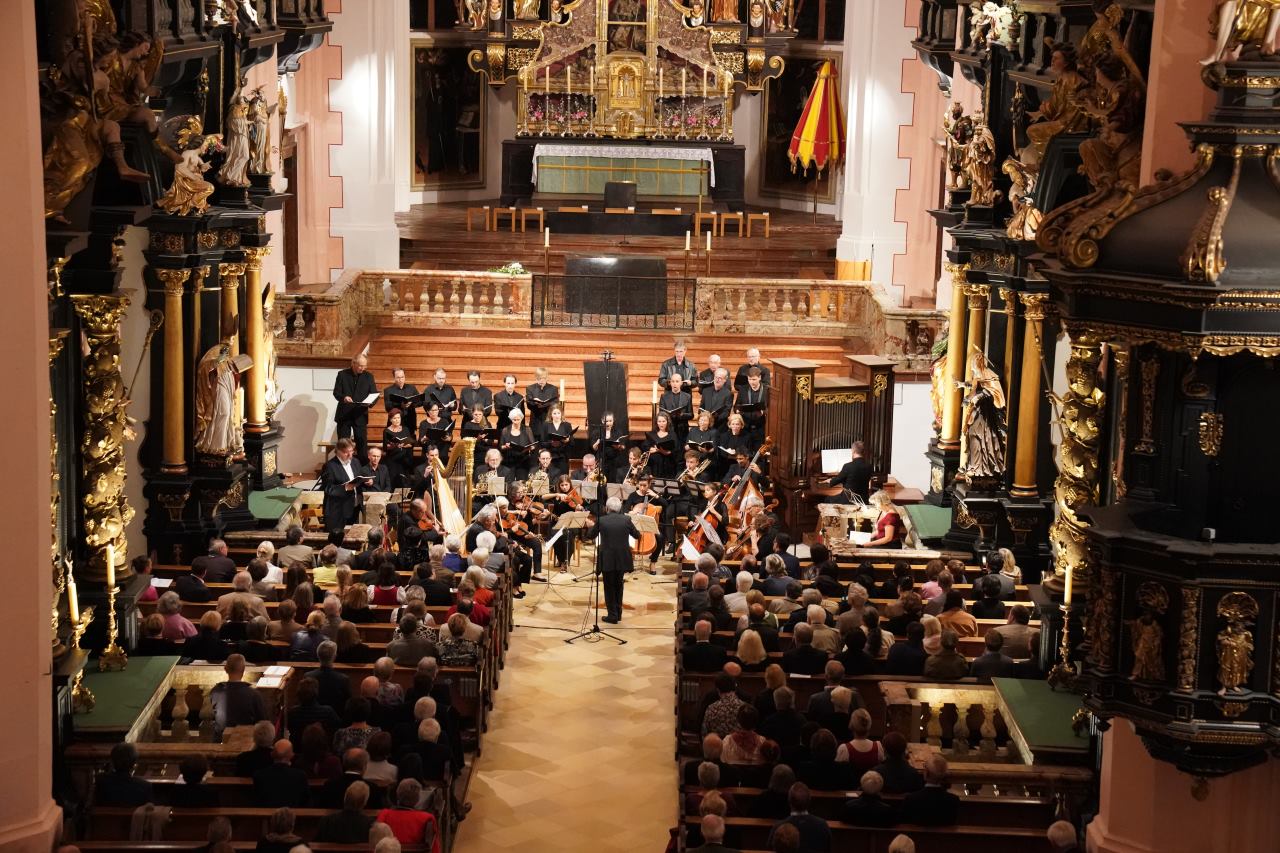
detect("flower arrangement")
(488, 262), (527, 275)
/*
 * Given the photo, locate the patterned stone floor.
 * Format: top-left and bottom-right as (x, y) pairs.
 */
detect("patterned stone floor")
(452, 558), (679, 852)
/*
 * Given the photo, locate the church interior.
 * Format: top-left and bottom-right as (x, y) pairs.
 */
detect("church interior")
(10, 0), (1280, 851)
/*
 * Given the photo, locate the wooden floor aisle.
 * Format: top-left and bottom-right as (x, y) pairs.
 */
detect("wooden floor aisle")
(452, 564), (679, 852)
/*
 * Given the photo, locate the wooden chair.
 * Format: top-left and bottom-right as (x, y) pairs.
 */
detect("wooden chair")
(719, 211), (745, 237)
(521, 206), (545, 232)
(493, 206), (518, 232)
(465, 205), (492, 231)
(746, 211), (771, 237)
(693, 211), (717, 234)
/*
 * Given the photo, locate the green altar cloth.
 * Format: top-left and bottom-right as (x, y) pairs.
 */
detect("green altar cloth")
(73, 655), (179, 741)
(905, 503), (951, 544)
(993, 677), (1089, 765)
(249, 486), (302, 524)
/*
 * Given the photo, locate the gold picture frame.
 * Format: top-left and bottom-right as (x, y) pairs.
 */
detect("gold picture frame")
(411, 39), (487, 191)
(758, 49), (840, 203)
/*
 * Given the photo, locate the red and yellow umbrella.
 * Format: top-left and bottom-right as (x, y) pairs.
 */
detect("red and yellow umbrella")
(788, 59), (845, 176)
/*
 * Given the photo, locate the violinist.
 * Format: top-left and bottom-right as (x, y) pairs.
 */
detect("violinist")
(360, 446), (395, 493)
(714, 412), (751, 481)
(418, 402), (455, 456)
(500, 409), (537, 479)
(397, 498), (442, 548)
(473, 448), (511, 512)
(548, 474), (584, 570)
(461, 403), (496, 464)
(540, 404), (574, 474)
(645, 411), (679, 478)
(623, 474), (667, 570)
(590, 411), (626, 481)
(572, 453), (606, 517)
(502, 484), (547, 583)
(381, 409), (416, 486)
(494, 374), (525, 432)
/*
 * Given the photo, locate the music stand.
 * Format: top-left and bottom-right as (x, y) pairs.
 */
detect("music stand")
(547, 511), (592, 571)
(565, 526), (627, 646)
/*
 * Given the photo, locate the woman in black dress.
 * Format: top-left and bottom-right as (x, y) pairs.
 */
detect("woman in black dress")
(590, 410), (626, 481)
(645, 411), (679, 478)
(382, 409), (416, 487)
(686, 409), (718, 463)
(417, 402), (454, 457)
(500, 408), (537, 479)
(714, 412), (751, 481)
(542, 404), (574, 476)
(460, 403), (494, 464)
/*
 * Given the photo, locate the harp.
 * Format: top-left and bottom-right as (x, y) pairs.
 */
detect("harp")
(434, 437), (477, 537)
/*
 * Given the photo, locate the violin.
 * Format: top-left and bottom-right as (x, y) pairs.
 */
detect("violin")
(500, 508), (531, 539)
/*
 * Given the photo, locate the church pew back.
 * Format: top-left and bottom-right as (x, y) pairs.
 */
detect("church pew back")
(683, 816), (1053, 853)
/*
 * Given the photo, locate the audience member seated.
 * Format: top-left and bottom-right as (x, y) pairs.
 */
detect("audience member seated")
(239, 616), (278, 663)
(796, 730), (853, 791)
(267, 598), (300, 643)
(995, 604), (1040, 659)
(441, 535), (465, 573)
(889, 833), (917, 853)
(217, 571), (270, 620)
(923, 569), (951, 615)
(438, 613), (482, 666)
(996, 547), (1023, 593)
(899, 754), (959, 826)
(210, 654), (267, 738)
(255, 806), (304, 853)
(687, 761), (739, 817)
(321, 595), (344, 638)
(411, 716), (452, 780)
(884, 590), (924, 636)
(760, 554), (791, 596)
(923, 630), (969, 681)
(688, 813), (735, 853)
(288, 677), (342, 744)
(683, 619), (728, 673)
(338, 583), (375, 623)
(218, 600), (251, 643)
(724, 571), (754, 615)
(703, 585), (736, 632)
(94, 742), (154, 807)
(315, 779), (375, 843)
(1047, 819), (1081, 853)
(752, 664), (786, 719)
(884, 621), (927, 676)
(372, 559), (407, 606)
(970, 575), (1007, 619)
(835, 628), (875, 676)
(313, 545), (341, 588)
(376, 778), (441, 851)
(781, 624), (829, 675)
(731, 628), (770, 672)
(173, 561), (213, 603)
(183, 610), (229, 663)
(878, 561), (913, 600)
(290, 610), (328, 661)
(803, 661), (848, 718)
(815, 686), (855, 743)
(335, 621), (379, 664)
(836, 708), (884, 774)
(842, 770), (897, 828)
(921, 614), (942, 655)
(751, 764), (796, 820)
(135, 613), (178, 656)
(278, 525), (314, 568)
(387, 614), (438, 666)
(862, 607), (893, 660)
(722, 705), (771, 766)
(683, 733), (738, 787)
(759, 686), (807, 756)
(168, 755), (219, 807)
(294, 722), (342, 780)
(419, 559), (456, 606)
(873, 732), (924, 794)
(247, 558), (277, 601)
(782, 589), (826, 633)
(769, 582), (803, 619)
(769, 783), (831, 852)
(236, 721), (278, 777)
(157, 590), (197, 640)
(320, 747), (386, 809)
(365, 730), (399, 786)
(738, 602), (781, 651)
(808, 605), (841, 655)
(971, 629), (1017, 682)
(193, 538), (236, 583)
(702, 672), (748, 738)
(253, 739), (311, 808)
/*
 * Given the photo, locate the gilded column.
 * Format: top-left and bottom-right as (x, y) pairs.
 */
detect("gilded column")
(218, 262), (246, 350)
(959, 283), (990, 470)
(243, 248), (271, 432)
(939, 262), (970, 450)
(999, 287), (1019, 388)
(1010, 292), (1049, 497)
(71, 294), (134, 584)
(155, 269), (191, 473)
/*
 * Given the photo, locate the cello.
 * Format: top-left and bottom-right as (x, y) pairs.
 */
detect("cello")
(629, 480), (665, 558)
(684, 482), (726, 555)
(721, 436), (775, 559)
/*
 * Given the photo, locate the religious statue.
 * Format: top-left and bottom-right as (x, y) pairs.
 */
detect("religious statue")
(488, 0), (504, 21)
(963, 114), (1000, 206)
(194, 339), (245, 456)
(1216, 592), (1258, 696)
(262, 285), (283, 418)
(712, 0), (741, 23)
(748, 1), (766, 36)
(247, 87), (277, 175)
(1046, 335), (1103, 598)
(959, 347), (1006, 479)
(1022, 41), (1089, 169)
(1126, 583), (1169, 682)
(766, 0), (786, 32)
(466, 0), (486, 29)
(941, 102), (975, 189)
(219, 94), (252, 188)
(550, 0), (566, 22)
(514, 0), (541, 19)
(1203, 0), (1280, 64)
(100, 31), (163, 135)
(671, 0), (708, 27)
(930, 345), (948, 434)
(1003, 157), (1041, 240)
(156, 117), (218, 216)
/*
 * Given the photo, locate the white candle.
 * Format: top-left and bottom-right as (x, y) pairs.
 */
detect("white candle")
(724, 74), (730, 98)
(67, 573), (79, 625)
(706, 231), (712, 251)
(105, 544), (115, 590)
(652, 381), (659, 404)
(590, 66), (595, 94)
(545, 66), (550, 96)
(522, 67), (528, 93)
(685, 231), (691, 251)
(567, 66), (572, 98)
(659, 68), (664, 99)
(703, 68), (708, 99)
(681, 68), (687, 99)
(1063, 567), (1073, 606)
(544, 227), (550, 248)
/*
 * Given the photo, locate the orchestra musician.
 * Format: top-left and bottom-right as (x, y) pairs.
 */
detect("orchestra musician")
(722, 448), (762, 487)
(499, 409), (537, 479)
(360, 446), (395, 493)
(425, 368), (458, 420)
(493, 374), (525, 431)
(417, 402), (455, 456)
(699, 367), (733, 432)
(502, 484), (547, 583)
(333, 354), (377, 461)
(397, 498), (442, 549)
(548, 474), (587, 570)
(572, 453), (606, 517)
(623, 474), (666, 571)
(467, 504), (531, 597)
(383, 367), (421, 433)
(821, 440), (872, 504)
(591, 411), (627, 481)
(659, 373), (694, 443)
(409, 444), (443, 504)
(622, 446), (648, 484)
(530, 448), (563, 492)
(658, 339), (698, 386)
(540, 404), (574, 474)
(461, 403), (496, 463)
(673, 450), (707, 517)
(738, 366), (768, 451)
(473, 448), (511, 512)
(734, 347), (772, 393)
(714, 412), (751, 481)
(459, 371), (494, 420)
(322, 438), (367, 535)
(381, 409), (416, 487)
(525, 366), (559, 438)
(644, 411), (679, 478)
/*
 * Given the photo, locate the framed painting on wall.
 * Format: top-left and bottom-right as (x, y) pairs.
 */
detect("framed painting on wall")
(758, 51), (840, 203)
(412, 42), (486, 190)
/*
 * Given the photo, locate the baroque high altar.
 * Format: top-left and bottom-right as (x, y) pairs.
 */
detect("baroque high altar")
(464, 0), (792, 139)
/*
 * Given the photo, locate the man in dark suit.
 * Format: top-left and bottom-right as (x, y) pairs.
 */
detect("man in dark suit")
(681, 571), (712, 617)
(173, 561), (213, 602)
(192, 538), (236, 584)
(459, 371), (494, 419)
(319, 748), (385, 809)
(426, 367), (458, 420)
(287, 677), (342, 744)
(698, 367), (733, 431)
(95, 742), (154, 807)
(873, 732), (925, 794)
(823, 440), (872, 503)
(781, 624), (830, 675)
(591, 497), (641, 624)
(688, 813), (739, 853)
(209, 654), (267, 740)
(803, 661), (847, 718)
(682, 619), (728, 673)
(305, 641), (351, 713)
(734, 347), (772, 393)
(768, 783), (831, 852)
(899, 754), (960, 826)
(970, 629), (1017, 683)
(253, 740), (311, 807)
(322, 438), (364, 536)
(333, 353), (377, 461)
(360, 446), (395, 493)
(842, 770), (898, 827)
(383, 367), (420, 433)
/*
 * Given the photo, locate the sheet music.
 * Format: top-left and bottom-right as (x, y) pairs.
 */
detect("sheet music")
(849, 530), (874, 545)
(680, 537), (701, 561)
(361, 392), (379, 405)
(821, 448), (853, 472)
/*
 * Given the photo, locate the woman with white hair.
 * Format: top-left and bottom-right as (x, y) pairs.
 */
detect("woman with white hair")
(857, 490), (903, 549)
(499, 407), (535, 479)
(257, 540), (283, 584)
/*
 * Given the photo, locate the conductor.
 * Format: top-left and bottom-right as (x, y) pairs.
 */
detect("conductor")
(591, 496), (641, 624)
(322, 438), (365, 535)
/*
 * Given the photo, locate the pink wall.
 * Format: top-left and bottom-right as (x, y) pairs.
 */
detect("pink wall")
(1089, 722), (1280, 852)
(288, 0), (346, 283)
(0, 3), (60, 850)
(1140, 0), (1216, 184)
(891, 0), (946, 307)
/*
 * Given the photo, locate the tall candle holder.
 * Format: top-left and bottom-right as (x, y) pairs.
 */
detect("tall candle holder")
(52, 555), (69, 660)
(676, 95), (688, 140)
(1046, 602), (1077, 690)
(71, 605), (97, 713)
(696, 97), (711, 141)
(99, 578), (128, 672)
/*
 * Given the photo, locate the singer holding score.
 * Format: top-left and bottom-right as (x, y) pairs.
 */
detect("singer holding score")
(322, 438), (368, 535)
(333, 354), (378, 461)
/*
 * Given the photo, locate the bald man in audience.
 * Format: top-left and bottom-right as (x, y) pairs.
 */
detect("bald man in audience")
(683, 618), (730, 673)
(682, 571), (713, 620)
(1047, 820), (1081, 852)
(899, 754), (959, 826)
(781, 624), (829, 675)
(253, 740), (311, 808)
(808, 604), (841, 654)
(216, 571), (269, 620)
(320, 747), (385, 809)
(689, 814), (737, 853)
(209, 654), (267, 739)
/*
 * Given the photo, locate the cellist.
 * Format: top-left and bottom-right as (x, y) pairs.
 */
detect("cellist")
(623, 474), (666, 571)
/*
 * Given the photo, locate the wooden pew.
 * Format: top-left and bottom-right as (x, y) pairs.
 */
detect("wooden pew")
(88, 807), (389, 842)
(676, 627), (994, 660)
(683, 816), (1054, 853)
(76, 844), (429, 853)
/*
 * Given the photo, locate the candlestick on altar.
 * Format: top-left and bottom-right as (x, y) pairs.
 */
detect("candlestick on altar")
(705, 234), (713, 277)
(67, 572), (79, 626)
(681, 68), (687, 99)
(685, 231), (691, 252)
(99, 554), (127, 672)
(659, 67), (664, 99)
(567, 66), (572, 99)
(706, 231), (712, 252)
(702, 68), (708, 99)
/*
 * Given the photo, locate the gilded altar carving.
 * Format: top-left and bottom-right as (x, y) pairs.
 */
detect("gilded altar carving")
(1088, 546), (1116, 671)
(152, 232), (185, 253)
(1047, 332), (1104, 596)
(963, 114), (999, 206)
(1180, 147), (1242, 284)
(873, 374), (888, 397)
(157, 491), (190, 523)
(1216, 592), (1258, 696)
(1177, 587), (1202, 692)
(1110, 347), (1129, 499)
(1203, 0), (1280, 65)
(1127, 582), (1170, 682)
(71, 294), (135, 584)
(156, 116), (217, 216)
(718, 52), (744, 74)
(1198, 412), (1224, 457)
(1134, 355), (1158, 454)
(794, 375), (811, 400)
(942, 103), (975, 190)
(198, 231), (219, 250)
(814, 391), (867, 405)
(220, 230), (242, 248)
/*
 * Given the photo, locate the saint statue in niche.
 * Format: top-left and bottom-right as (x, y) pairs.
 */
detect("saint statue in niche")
(712, 0), (740, 23)
(671, 0), (707, 27)
(609, 0), (646, 21)
(514, 0), (541, 19)
(219, 94), (252, 188)
(194, 340), (245, 456)
(959, 348), (1006, 480)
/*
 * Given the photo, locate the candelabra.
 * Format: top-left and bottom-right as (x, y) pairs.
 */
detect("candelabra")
(696, 100), (711, 142)
(99, 581), (128, 672)
(71, 605), (97, 713)
(1046, 603), (1077, 691)
(51, 556), (68, 661)
(585, 89), (598, 138)
(676, 96), (688, 140)
(653, 99), (667, 140)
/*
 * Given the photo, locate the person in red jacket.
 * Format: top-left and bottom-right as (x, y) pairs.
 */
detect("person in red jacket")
(376, 778), (441, 852)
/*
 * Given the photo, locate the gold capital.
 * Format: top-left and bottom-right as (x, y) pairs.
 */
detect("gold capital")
(154, 268), (191, 296)
(243, 246), (272, 271)
(1019, 291), (1049, 321)
(219, 263), (247, 286)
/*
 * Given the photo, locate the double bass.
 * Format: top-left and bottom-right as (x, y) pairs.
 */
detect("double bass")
(685, 484), (725, 555)
(722, 436), (776, 559)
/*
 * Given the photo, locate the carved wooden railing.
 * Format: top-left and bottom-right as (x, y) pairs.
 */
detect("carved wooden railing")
(384, 269), (532, 326)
